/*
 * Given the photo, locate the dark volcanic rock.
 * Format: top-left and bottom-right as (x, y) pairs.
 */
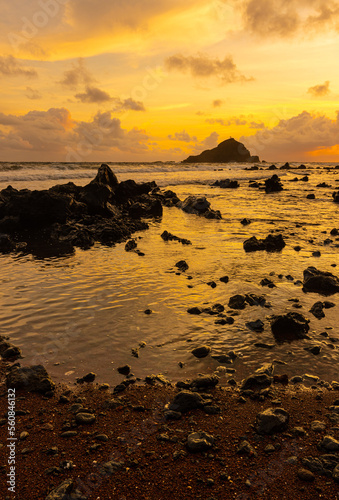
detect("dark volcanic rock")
(309, 301), (325, 319)
(191, 346), (211, 358)
(265, 174), (283, 193)
(333, 191), (339, 202)
(183, 138), (259, 164)
(161, 230), (191, 245)
(228, 294), (247, 309)
(213, 179), (239, 188)
(187, 431), (214, 452)
(179, 196), (221, 219)
(168, 391), (204, 413)
(46, 478), (86, 500)
(302, 267), (339, 295)
(243, 234), (285, 252)
(271, 312), (310, 341)
(6, 364), (55, 394)
(175, 260), (189, 272)
(255, 407), (289, 434)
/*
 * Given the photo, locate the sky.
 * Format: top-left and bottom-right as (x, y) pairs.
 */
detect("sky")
(0, 0), (338, 163)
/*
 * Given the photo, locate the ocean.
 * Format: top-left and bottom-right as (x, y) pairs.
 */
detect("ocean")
(0, 161), (338, 387)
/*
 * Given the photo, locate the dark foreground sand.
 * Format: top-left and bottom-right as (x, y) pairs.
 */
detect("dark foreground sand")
(1, 360), (339, 500)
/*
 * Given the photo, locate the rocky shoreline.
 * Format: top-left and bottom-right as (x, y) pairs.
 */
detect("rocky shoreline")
(0, 355), (339, 500)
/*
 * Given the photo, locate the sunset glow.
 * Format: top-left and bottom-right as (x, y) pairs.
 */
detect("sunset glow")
(0, 0), (338, 162)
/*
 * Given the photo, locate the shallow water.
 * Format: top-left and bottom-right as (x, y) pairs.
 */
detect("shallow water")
(0, 162), (338, 387)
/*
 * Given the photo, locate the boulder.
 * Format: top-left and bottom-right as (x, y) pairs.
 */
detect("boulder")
(265, 174), (283, 193)
(241, 373), (272, 390)
(90, 163), (118, 188)
(183, 138), (259, 163)
(168, 390), (204, 413)
(228, 294), (247, 309)
(302, 267), (339, 295)
(271, 312), (310, 341)
(128, 195), (163, 218)
(0, 234), (16, 253)
(309, 301), (325, 319)
(255, 407), (289, 434)
(6, 364), (55, 394)
(179, 196), (222, 219)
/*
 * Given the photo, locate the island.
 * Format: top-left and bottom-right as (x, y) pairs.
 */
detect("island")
(182, 137), (260, 163)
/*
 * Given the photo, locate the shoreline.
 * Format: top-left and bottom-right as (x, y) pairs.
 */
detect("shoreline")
(0, 355), (339, 500)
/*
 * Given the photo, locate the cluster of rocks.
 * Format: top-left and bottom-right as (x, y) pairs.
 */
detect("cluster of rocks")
(243, 233), (286, 252)
(212, 179), (239, 189)
(0, 335), (22, 361)
(161, 230), (192, 245)
(265, 174), (284, 193)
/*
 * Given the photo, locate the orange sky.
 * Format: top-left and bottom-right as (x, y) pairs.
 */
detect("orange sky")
(0, 0), (338, 162)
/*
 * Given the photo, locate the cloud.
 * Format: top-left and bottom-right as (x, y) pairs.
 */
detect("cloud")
(0, 108), (149, 161)
(206, 117), (247, 126)
(111, 97), (146, 112)
(213, 99), (223, 107)
(192, 131), (220, 152)
(249, 121), (265, 129)
(60, 58), (94, 89)
(75, 86), (112, 103)
(307, 80), (330, 97)
(25, 87), (42, 100)
(164, 53), (253, 83)
(0, 55), (37, 77)
(168, 130), (198, 142)
(241, 0), (339, 37)
(240, 110), (339, 160)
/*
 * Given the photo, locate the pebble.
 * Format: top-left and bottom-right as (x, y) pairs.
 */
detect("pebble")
(19, 431), (29, 440)
(187, 431), (214, 452)
(297, 468), (315, 482)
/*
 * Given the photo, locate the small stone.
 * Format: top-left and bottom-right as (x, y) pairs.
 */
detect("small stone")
(320, 435), (339, 451)
(297, 468), (315, 482)
(264, 444), (275, 453)
(19, 431), (29, 440)
(95, 434), (109, 442)
(310, 421), (326, 432)
(187, 431), (214, 452)
(117, 365), (131, 376)
(75, 413), (96, 425)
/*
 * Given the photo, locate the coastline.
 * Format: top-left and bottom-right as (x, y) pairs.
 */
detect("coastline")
(1, 355), (339, 500)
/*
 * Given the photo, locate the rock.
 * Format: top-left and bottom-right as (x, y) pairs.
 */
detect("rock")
(117, 365), (131, 376)
(6, 364), (55, 394)
(271, 312), (310, 341)
(265, 175), (283, 193)
(332, 191), (339, 202)
(304, 345), (322, 355)
(168, 391), (204, 413)
(333, 464), (339, 482)
(161, 230), (191, 245)
(128, 194), (163, 218)
(306, 193), (315, 199)
(228, 294), (247, 309)
(310, 301), (325, 319)
(241, 373), (272, 391)
(246, 320), (264, 332)
(191, 374), (219, 389)
(260, 278), (276, 288)
(125, 239), (137, 251)
(310, 420), (326, 432)
(164, 410), (182, 420)
(280, 162), (291, 170)
(297, 469), (315, 482)
(213, 179), (239, 188)
(187, 431), (215, 452)
(255, 407), (289, 434)
(219, 275), (229, 283)
(75, 413), (96, 425)
(237, 440), (257, 456)
(183, 138), (259, 164)
(175, 260), (189, 272)
(243, 234), (285, 252)
(91, 163), (119, 188)
(191, 346), (211, 358)
(101, 461), (124, 476)
(302, 267), (339, 295)
(240, 218), (251, 225)
(77, 372), (96, 383)
(0, 234), (16, 253)
(179, 196), (221, 219)
(320, 436), (339, 451)
(187, 306), (203, 315)
(46, 479), (86, 499)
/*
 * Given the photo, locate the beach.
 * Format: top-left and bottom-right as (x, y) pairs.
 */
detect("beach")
(0, 160), (339, 499)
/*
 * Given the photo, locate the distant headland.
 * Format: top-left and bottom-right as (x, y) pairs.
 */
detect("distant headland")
(182, 138), (260, 163)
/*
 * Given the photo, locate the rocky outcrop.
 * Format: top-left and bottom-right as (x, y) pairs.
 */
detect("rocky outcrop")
(6, 364), (55, 394)
(179, 196), (222, 219)
(183, 138), (259, 163)
(0, 164), (162, 257)
(265, 174), (284, 193)
(212, 179), (239, 188)
(243, 234), (286, 252)
(302, 267), (339, 296)
(270, 312), (310, 341)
